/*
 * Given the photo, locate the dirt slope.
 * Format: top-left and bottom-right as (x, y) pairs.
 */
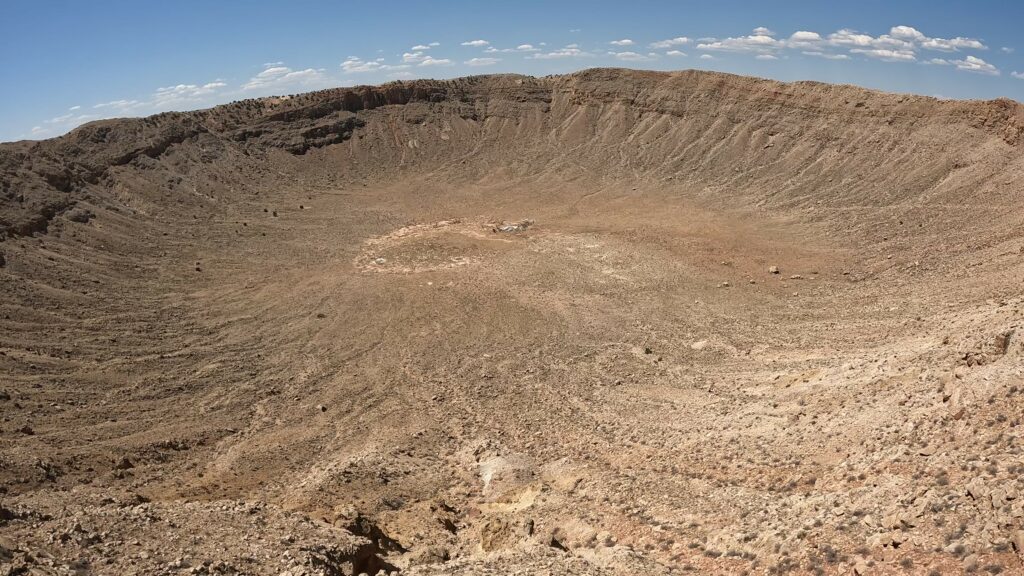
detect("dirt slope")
(1, 68), (1023, 575)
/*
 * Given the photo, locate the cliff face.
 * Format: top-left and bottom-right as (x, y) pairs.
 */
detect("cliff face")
(2, 68), (1022, 242)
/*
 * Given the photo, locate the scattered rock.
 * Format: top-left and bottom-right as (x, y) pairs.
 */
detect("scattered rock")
(994, 329), (1015, 355)
(479, 517), (532, 552)
(341, 513), (405, 554)
(495, 219), (533, 233)
(595, 531), (616, 547)
(407, 546), (450, 566)
(67, 208), (94, 224)
(1010, 530), (1024, 555)
(769, 266), (780, 274)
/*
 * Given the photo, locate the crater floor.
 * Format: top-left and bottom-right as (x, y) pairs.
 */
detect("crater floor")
(1, 69), (1023, 575)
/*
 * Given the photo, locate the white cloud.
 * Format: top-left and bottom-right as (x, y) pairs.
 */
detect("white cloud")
(697, 31), (782, 54)
(418, 56), (452, 67)
(699, 54), (715, 60)
(401, 51), (454, 66)
(1002, 47), (1015, 54)
(790, 31), (821, 42)
(465, 57), (500, 67)
(528, 47), (591, 59)
(921, 36), (986, 52)
(933, 55), (1000, 75)
(411, 44), (431, 51)
(609, 51), (656, 62)
(429, 42), (440, 47)
(756, 54), (778, 60)
(243, 65), (329, 91)
(787, 31), (823, 49)
(698, 26), (822, 56)
(827, 29), (874, 48)
(461, 39), (490, 47)
(610, 39), (634, 46)
(342, 57), (380, 73)
(833, 29), (913, 51)
(824, 25), (986, 62)
(879, 38), (915, 50)
(484, 44), (540, 54)
(666, 50), (687, 57)
(94, 99), (143, 110)
(850, 48), (916, 62)
(69, 105), (81, 111)
(342, 56), (409, 72)
(341, 57), (410, 73)
(1012, 71), (1024, 79)
(803, 51), (850, 60)
(889, 25), (926, 42)
(152, 81), (227, 107)
(650, 37), (690, 49)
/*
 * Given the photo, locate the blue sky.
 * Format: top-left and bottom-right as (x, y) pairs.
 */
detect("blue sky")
(3, 0), (1024, 142)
